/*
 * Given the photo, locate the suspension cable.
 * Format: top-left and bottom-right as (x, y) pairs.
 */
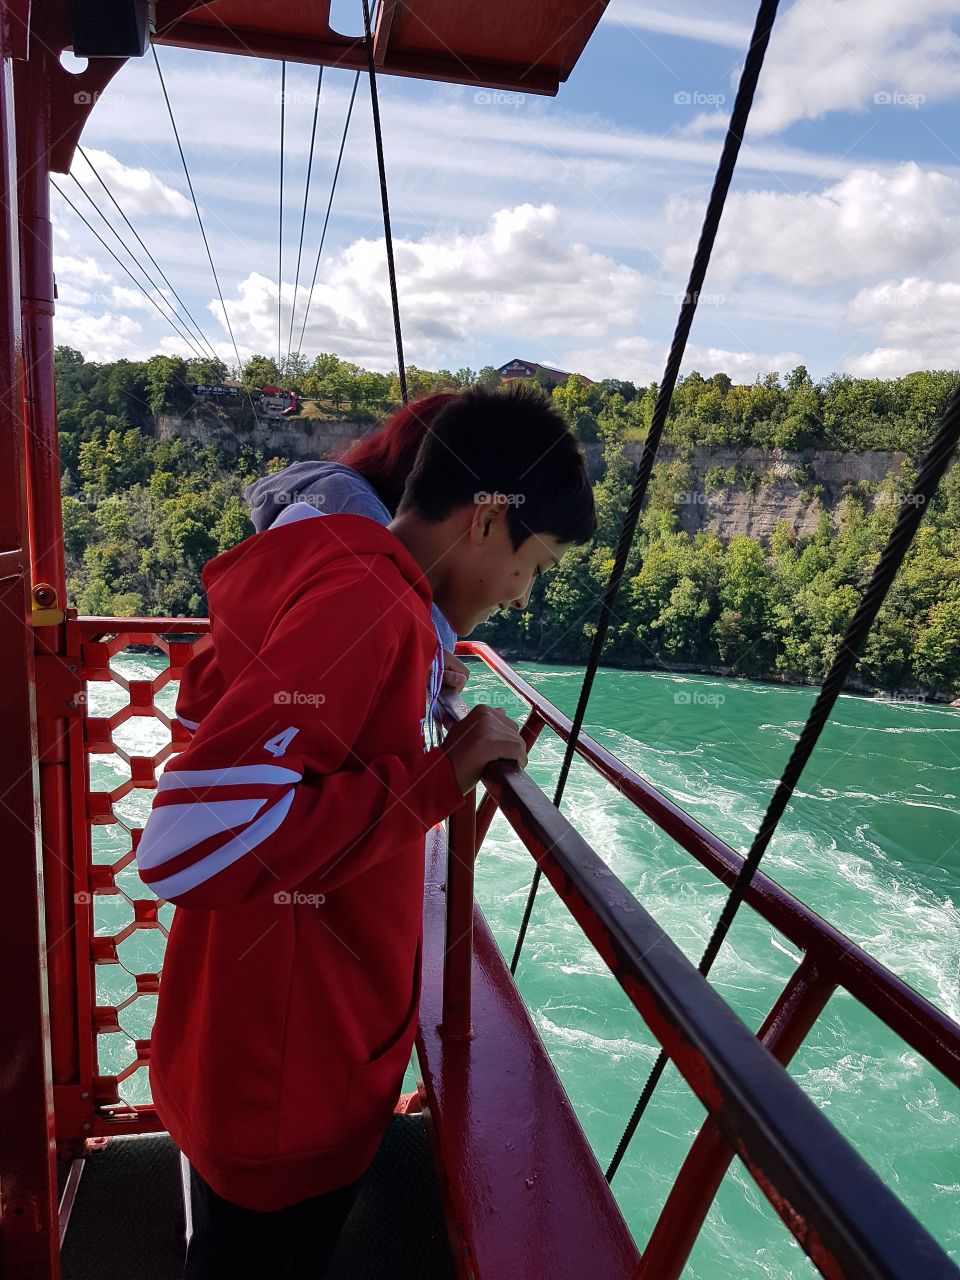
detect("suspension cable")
(510, 0), (782, 980)
(152, 45), (245, 381)
(52, 180), (205, 358)
(295, 72), (360, 358)
(76, 145), (220, 362)
(604, 382), (960, 1182)
(65, 172), (205, 359)
(278, 60), (286, 375)
(361, 0), (407, 402)
(286, 66), (323, 366)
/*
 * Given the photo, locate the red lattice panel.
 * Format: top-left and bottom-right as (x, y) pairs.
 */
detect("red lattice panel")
(79, 620), (210, 1126)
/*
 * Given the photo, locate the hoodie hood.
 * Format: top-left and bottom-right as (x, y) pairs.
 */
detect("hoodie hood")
(244, 462), (391, 534)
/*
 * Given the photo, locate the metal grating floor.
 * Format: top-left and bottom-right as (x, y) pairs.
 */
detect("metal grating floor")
(60, 1116), (457, 1280)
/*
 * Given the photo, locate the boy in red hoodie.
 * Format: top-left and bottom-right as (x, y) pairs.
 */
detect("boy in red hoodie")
(136, 385), (596, 1277)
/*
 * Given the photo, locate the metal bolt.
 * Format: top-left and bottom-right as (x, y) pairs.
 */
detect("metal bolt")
(82, 1123), (91, 1131)
(81, 1091), (90, 1100)
(68, 664), (77, 673)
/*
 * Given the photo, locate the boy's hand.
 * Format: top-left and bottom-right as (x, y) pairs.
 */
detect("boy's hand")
(441, 651), (469, 691)
(442, 705), (528, 794)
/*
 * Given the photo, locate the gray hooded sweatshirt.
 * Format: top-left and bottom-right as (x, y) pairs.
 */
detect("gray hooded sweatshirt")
(244, 461), (457, 652)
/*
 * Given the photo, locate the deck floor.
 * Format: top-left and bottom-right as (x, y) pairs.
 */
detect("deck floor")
(60, 1116), (456, 1279)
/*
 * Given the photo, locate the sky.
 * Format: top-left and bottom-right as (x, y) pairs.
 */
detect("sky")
(51, 0), (960, 385)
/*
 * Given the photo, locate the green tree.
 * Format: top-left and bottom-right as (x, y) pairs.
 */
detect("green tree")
(242, 354), (281, 388)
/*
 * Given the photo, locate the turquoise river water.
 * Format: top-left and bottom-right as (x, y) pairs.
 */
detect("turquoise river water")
(90, 656), (960, 1277)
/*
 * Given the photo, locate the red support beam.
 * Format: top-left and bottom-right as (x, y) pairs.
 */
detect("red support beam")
(636, 956), (837, 1280)
(418, 828), (641, 1278)
(441, 788), (476, 1040)
(0, 3), (60, 1272)
(15, 41), (87, 1121)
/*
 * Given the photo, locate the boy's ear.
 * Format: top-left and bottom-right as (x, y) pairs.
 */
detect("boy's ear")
(469, 493), (508, 544)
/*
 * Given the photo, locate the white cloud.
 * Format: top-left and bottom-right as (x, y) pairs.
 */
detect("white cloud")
(604, 2), (752, 49)
(69, 147), (192, 218)
(53, 304), (145, 361)
(843, 277), (960, 375)
(52, 252), (112, 284)
(559, 335), (802, 383)
(750, 0), (960, 134)
(662, 163), (960, 285)
(217, 204), (654, 367)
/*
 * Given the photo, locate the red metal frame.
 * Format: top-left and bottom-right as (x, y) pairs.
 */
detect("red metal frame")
(153, 0), (608, 96)
(3, 1), (959, 1273)
(0, 7), (62, 1275)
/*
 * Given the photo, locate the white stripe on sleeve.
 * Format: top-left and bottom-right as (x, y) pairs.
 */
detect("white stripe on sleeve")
(148, 789), (296, 900)
(136, 798), (268, 871)
(157, 764), (301, 792)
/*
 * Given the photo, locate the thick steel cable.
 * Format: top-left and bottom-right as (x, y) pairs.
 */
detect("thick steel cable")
(152, 45), (245, 381)
(361, 0), (407, 402)
(295, 73), (360, 357)
(286, 67), (324, 365)
(278, 60), (286, 374)
(606, 382), (960, 1181)
(76, 146), (220, 361)
(52, 180), (205, 358)
(510, 0), (782, 980)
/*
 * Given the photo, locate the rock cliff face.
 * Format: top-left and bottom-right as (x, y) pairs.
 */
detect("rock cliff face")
(584, 442), (907, 543)
(155, 414), (366, 461)
(158, 414), (908, 545)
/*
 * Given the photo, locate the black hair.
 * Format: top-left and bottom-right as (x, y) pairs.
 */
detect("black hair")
(398, 383), (596, 548)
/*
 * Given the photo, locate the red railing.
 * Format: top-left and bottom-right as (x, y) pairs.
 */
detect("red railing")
(44, 622), (960, 1279)
(436, 641), (960, 1279)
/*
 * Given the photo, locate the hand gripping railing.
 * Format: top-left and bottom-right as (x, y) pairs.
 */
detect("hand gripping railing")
(438, 640), (960, 1280)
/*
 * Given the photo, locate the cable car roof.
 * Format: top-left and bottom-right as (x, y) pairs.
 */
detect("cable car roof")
(153, 0), (609, 95)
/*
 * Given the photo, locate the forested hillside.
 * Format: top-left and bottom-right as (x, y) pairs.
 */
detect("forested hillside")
(55, 346), (960, 697)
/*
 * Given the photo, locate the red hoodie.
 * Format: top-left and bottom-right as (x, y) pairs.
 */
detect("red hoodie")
(137, 514), (465, 1211)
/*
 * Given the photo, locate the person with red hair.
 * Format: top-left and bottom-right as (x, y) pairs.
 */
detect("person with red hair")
(245, 393), (467, 693)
